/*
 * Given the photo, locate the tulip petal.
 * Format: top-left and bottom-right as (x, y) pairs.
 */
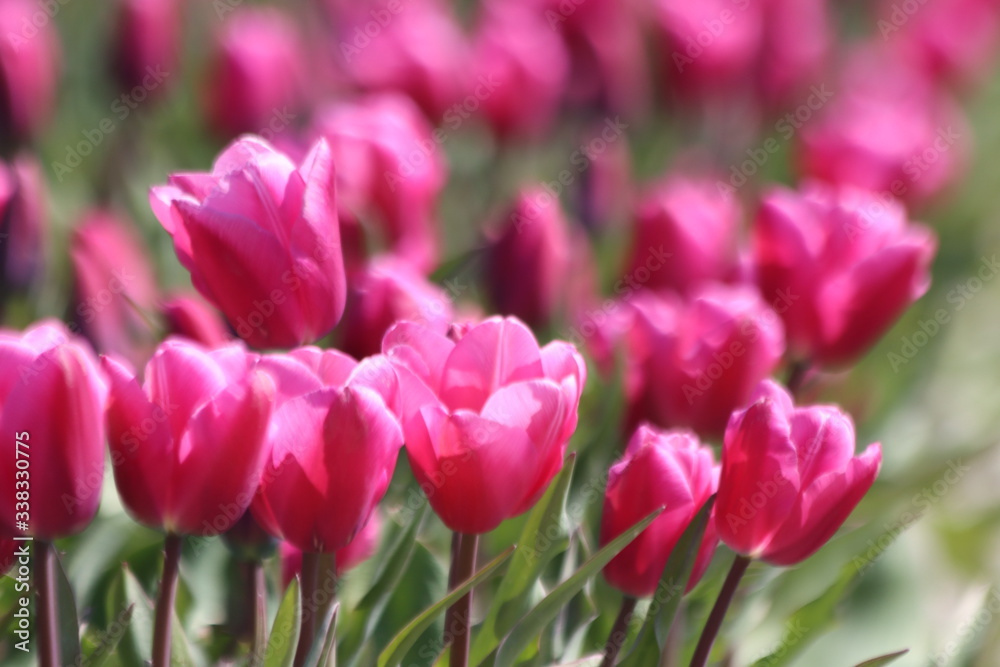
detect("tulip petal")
(144, 340), (228, 445)
(382, 321), (454, 392)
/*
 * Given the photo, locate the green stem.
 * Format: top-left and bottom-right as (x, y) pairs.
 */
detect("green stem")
(35, 541), (60, 667)
(249, 560), (267, 667)
(152, 533), (183, 667)
(446, 532), (479, 667)
(295, 552), (336, 667)
(785, 360), (812, 398)
(599, 596), (636, 667)
(689, 555), (751, 667)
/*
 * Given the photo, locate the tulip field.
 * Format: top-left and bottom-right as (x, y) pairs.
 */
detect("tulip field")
(4, 0), (1000, 666)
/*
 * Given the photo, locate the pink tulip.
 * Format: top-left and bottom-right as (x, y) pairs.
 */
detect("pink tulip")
(280, 511), (382, 588)
(0, 321), (106, 540)
(70, 210), (159, 365)
(111, 0), (180, 96)
(0, 154), (46, 289)
(716, 380), (881, 565)
(332, 0), (468, 121)
(754, 0), (831, 110)
(798, 46), (968, 204)
(150, 136), (347, 349)
(485, 187), (572, 328)
(752, 183), (937, 366)
(625, 173), (741, 296)
(160, 292), (231, 348)
(383, 317), (586, 534)
(0, 0), (59, 140)
(471, 1), (568, 140)
(339, 255), (453, 359)
(204, 8), (305, 138)
(623, 285), (785, 438)
(601, 425), (718, 597)
(102, 339), (274, 536)
(311, 94), (444, 273)
(252, 348), (403, 552)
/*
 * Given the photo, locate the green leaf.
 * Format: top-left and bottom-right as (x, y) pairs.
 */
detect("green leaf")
(853, 649), (909, 666)
(53, 547), (83, 665)
(304, 602), (339, 667)
(377, 546), (516, 667)
(470, 455), (577, 664)
(263, 578), (302, 667)
(80, 604), (134, 667)
(493, 507), (664, 667)
(170, 605), (197, 666)
(619, 497), (715, 667)
(116, 565), (155, 665)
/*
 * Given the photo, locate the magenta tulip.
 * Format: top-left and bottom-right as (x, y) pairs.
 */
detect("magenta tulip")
(204, 7), (305, 138)
(0, 321), (106, 540)
(623, 285), (785, 438)
(150, 136), (347, 349)
(251, 348), (403, 553)
(624, 173), (741, 296)
(601, 425), (718, 597)
(0, 0), (59, 140)
(752, 183), (937, 366)
(70, 210), (159, 365)
(0, 154), (46, 290)
(485, 187), (572, 328)
(160, 292), (232, 348)
(111, 0), (180, 96)
(383, 316), (586, 534)
(339, 255), (453, 359)
(716, 380), (881, 565)
(102, 339), (273, 536)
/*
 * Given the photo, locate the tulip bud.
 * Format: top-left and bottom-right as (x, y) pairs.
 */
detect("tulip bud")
(0, 321), (106, 541)
(752, 183), (936, 366)
(624, 285), (785, 438)
(339, 255), (453, 359)
(601, 425), (718, 597)
(485, 187), (572, 329)
(70, 210), (159, 365)
(472, 2), (568, 141)
(716, 380), (882, 565)
(384, 316), (586, 534)
(0, 154), (46, 292)
(0, 0), (59, 144)
(150, 135), (347, 349)
(160, 292), (231, 348)
(102, 339), (274, 536)
(111, 0), (180, 98)
(205, 8), (305, 138)
(252, 350), (403, 553)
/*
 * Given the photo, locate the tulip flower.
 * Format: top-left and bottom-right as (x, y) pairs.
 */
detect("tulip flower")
(150, 135), (347, 349)
(251, 348), (403, 553)
(204, 7), (305, 138)
(70, 210), (159, 366)
(752, 183), (937, 366)
(0, 321), (106, 540)
(102, 339), (273, 535)
(339, 255), (453, 358)
(485, 188), (572, 329)
(691, 380), (881, 666)
(383, 316), (586, 534)
(160, 292), (232, 348)
(311, 94), (444, 273)
(111, 0), (180, 96)
(601, 425), (718, 598)
(0, 154), (46, 292)
(0, 0), (59, 141)
(471, 1), (569, 140)
(624, 173), (741, 296)
(280, 512), (383, 589)
(622, 285), (785, 438)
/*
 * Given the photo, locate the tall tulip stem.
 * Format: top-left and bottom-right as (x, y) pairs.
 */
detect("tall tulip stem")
(36, 541), (60, 667)
(295, 551), (337, 667)
(446, 532), (479, 667)
(599, 596), (637, 667)
(152, 533), (183, 667)
(249, 560), (267, 667)
(690, 555), (751, 667)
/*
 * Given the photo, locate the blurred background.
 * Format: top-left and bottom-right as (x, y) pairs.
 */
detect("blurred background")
(3, 0), (1000, 665)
